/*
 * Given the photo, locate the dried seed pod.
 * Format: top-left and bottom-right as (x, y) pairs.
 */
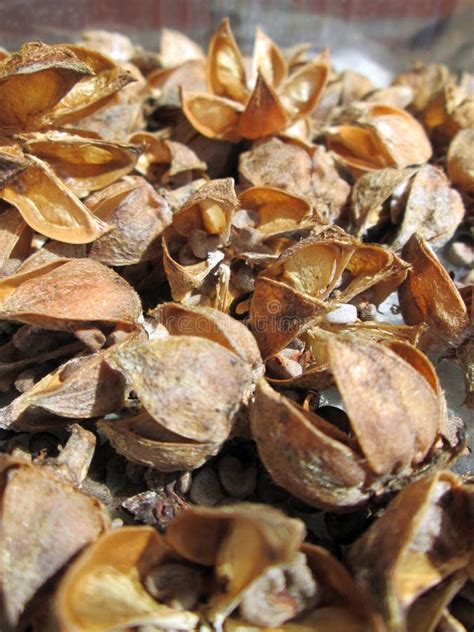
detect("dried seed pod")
(392, 63), (450, 112)
(0, 454), (109, 630)
(158, 27), (205, 69)
(239, 138), (350, 223)
(422, 82), (474, 145)
(149, 59), (207, 108)
(0, 257), (142, 331)
(251, 335), (461, 511)
(0, 155), (111, 243)
(447, 128), (474, 193)
(79, 29), (136, 62)
(0, 205), (32, 274)
(348, 471), (473, 632)
(54, 526), (199, 631)
(19, 130), (141, 197)
(398, 234), (470, 351)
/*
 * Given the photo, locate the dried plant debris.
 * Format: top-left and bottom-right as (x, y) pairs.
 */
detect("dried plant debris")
(0, 19), (472, 632)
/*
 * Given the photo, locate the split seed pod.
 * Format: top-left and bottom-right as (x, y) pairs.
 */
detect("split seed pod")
(447, 128), (474, 193)
(0, 454), (109, 630)
(398, 234), (470, 351)
(250, 336), (463, 511)
(54, 526), (199, 632)
(348, 471), (473, 632)
(99, 335), (253, 471)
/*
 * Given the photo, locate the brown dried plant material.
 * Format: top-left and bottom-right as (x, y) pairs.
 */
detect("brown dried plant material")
(0, 205), (32, 274)
(447, 129), (474, 194)
(327, 104), (432, 175)
(159, 28), (205, 69)
(239, 137), (350, 223)
(19, 130), (141, 197)
(129, 131), (206, 184)
(0, 454), (109, 630)
(0, 258), (142, 332)
(422, 82), (474, 146)
(348, 471), (473, 632)
(79, 30), (136, 63)
(398, 234), (470, 351)
(54, 526), (199, 632)
(149, 60), (207, 109)
(392, 63), (451, 113)
(87, 177), (172, 266)
(250, 335), (461, 511)
(0, 155), (111, 243)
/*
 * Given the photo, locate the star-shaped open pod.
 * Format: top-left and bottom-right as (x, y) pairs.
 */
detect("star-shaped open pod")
(447, 129), (474, 195)
(326, 104), (432, 177)
(0, 257), (142, 337)
(250, 336), (465, 512)
(181, 18), (329, 142)
(128, 131), (207, 185)
(398, 234), (470, 352)
(54, 526), (200, 632)
(98, 335), (253, 471)
(86, 177), (172, 266)
(347, 471), (473, 632)
(351, 165), (465, 250)
(239, 137), (351, 223)
(249, 226), (410, 360)
(0, 451), (109, 631)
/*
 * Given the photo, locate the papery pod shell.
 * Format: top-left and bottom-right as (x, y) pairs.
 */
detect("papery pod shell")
(398, 234), (469, 350)
(238, 72), (288, 139)
(250, 379), (370, 510)
(173, 177), (239, 244)
(0, 343), (129, 430)
(0, 140), (29, 187)
(278, 58), (329, 122)
(207, 18), (248, 104)
(238, 186), (315, 237)
(98, 410), (222, 471)
(149, 60), (207, 107)
(54, 526), (199, 632)
(182, 90), (244, 142)
(0, 206), (31, 273)
(252, 26), (287, 89)
(391, 165), (465, 250)
(159, 27), (205, 68)
(0, 455), (109, 630)
(392, 63), (450, 112)
(152, 302), (262, 372)
(13, 240), (85, 274)
(365, 85), (414, 109)
(79, 30), (136, 63)
(0, 42), (92, 134)
(162, 229), (224, 302)
(423, 83), (474, 143)
(105, 335), (252, 443)
(0, 258), (142, 330)
(0, 155), (111, 243)
(88, 179), (172, 266)
(447, 128), (474, 193)
(327, 125), (394, 174)
(19, 131), (142, 197)
(167, 503), (305, 626)
(348, 471), (473, 632)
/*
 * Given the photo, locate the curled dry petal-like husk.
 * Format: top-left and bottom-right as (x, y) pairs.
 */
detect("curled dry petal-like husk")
(238, 72), (288, 139)
(0, 155), (111, 243)
(0, 206), (31, 273)
(159, 27), (205, 68)
(182, 90), (244, 142)
(398, 234), (469, 351)
(0, 344), (128, 430)
(54, 526), (199, 632)
(422, 83), (474, 144)
(173, 177), (239, 244)
(0, 258), (142, 330)
(19, 130), (141, 197)
(207, 18), (248, 104)
(348, 471), (473, 632)
(327, 125), (394, 173)
(0, 42), (92, 134)
(0, 455), (109, 630)
(447, 128), (474, 193)
(278, 59), (329, 122)
(166, 503), (305, 626)
(252, 26), (287, 89)
(105, 335), (252, 443)
(149, 60), (207, 107)
(88, 178), (172, 265)
(151, 302), (262, 373)
(79, 30), (136, 63)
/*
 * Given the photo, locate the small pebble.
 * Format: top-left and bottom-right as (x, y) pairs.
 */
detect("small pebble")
(447, 241), (473, 268)
(231, 208), (259, 229)
(325, 303), (358, 324)
(189, 466), (225, 506)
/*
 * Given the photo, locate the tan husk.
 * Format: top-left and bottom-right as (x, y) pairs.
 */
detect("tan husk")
(447, 128), (474, 193)
(0, 205), (31, 273)
(0, 454), (109, 630)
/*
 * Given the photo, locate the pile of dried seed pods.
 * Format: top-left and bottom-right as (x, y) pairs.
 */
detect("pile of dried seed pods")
(0, 20), (472, 632)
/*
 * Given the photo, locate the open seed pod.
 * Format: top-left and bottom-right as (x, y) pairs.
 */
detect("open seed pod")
(239, 137), (350, 223)
(250, 335), (464, 511)
(398, 234), (470, 351)
(348, 470), (473, 632)
(249, 227), (409, 359)
(54, 526), (200, 632)
(99, 335), (253, 470)
(0, 154), (111, 243)
(182, 18), (329, 142)
(159, 27), (205, 69)
(18, 130), (142, 197)
(351, 165), (465, 249)
(0, 454), (109, 631)
(78, 29), (136, 63)
(447, 128), (474, 194)
(312, 69), (374, 127)
(422, 81), (474, 146)
(129, 131), (206, 184)
(327, 104), (432, 176)
(87, 177), (172, 266)
(392, 63), (451, 113)
(0, 257), (142, 333)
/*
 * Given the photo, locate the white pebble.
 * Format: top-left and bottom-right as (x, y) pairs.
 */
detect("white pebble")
(325, 304), (358, 324)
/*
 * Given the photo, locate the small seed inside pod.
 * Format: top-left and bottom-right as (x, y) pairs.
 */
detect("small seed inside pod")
(188, 228), (219, 259)
(217, 455), (257, 498)
(189, 466), (225, 506)
(177, 243), (200, 266)
(144, 562), (205, 611)
(199, 200), (226, 234)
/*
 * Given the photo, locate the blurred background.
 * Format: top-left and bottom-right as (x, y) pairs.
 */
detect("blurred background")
(0, 0), (472, 82)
